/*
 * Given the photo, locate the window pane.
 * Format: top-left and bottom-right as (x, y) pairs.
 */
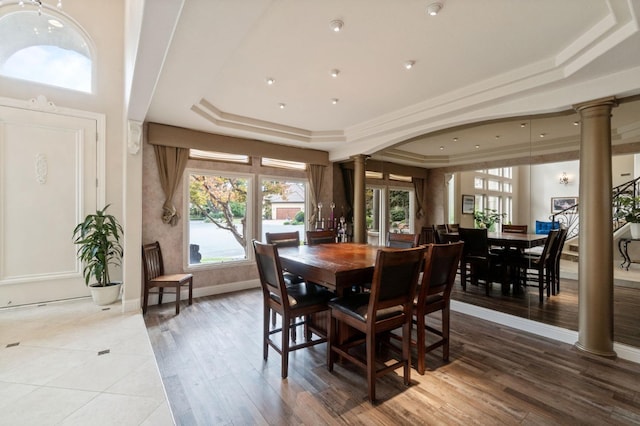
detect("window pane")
(190, 149), (249, 163)
(389, 189), (413, 234)
(487, 168), (501, 176)
(188, 172), (249, 264)
(487, 179), (501, 191)
(366, 187), (383, 245)
(261, 157), (306, 170)
(262, 179), (305, 241)
(474, 177), (484, 189)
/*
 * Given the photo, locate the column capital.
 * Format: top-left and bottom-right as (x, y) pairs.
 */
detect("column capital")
(573, 96), (618, 113)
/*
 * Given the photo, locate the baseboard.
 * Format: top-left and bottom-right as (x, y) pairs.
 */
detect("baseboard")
(141, 279), (261, 307)
(451, 300), (640, 364)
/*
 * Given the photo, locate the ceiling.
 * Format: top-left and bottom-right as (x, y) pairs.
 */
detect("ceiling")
(135, 0), (640, 169)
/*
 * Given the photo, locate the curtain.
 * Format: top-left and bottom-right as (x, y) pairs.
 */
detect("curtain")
(413, 177), (425, 219)
(341, 165), (354, 221)
(307, 164), (325, 227)
(153, 145), (189, 226)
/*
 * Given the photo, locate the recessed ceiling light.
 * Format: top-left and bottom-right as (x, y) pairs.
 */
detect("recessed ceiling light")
(539, 133), (546, 138)
(573, 121), (580, 126)
(495, 135), (500, 139)
(266, 77), (275, 85)
(520, 122), (527, 127)
(330, 19), (344, 32)
(439, 146), (444, 150)
(453, 137), (458, 142)
(475, 145), (480, 149)
(426, 2), (442, 16)
(330, 69), (340, 78)
(279, 103), (286, 109)
(331, 98), (339, 105)
(404, 60), (416, 70)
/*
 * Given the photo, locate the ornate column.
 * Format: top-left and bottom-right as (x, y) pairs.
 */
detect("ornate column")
(352, 154), (367, 243)
(574, 97), (617, 357)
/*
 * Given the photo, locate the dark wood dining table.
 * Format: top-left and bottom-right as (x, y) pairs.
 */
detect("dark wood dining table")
(277, 243), (379, 296)
(486, 231), (547, 250)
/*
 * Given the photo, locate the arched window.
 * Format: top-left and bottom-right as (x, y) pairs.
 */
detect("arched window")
(0, 6), (93, 93)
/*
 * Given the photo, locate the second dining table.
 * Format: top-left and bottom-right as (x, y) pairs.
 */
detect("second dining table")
(486, 231), (547, 250)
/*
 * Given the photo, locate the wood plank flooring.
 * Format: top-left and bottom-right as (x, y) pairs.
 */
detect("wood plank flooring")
(145, 287), (640, 425)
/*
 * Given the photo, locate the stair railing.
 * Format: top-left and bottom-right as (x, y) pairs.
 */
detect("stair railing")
(550, 177), (640, 241)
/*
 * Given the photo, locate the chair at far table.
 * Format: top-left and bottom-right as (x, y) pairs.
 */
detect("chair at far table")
(413, 242), (464, 374)
(386, 232), (420, 248)
(458, 228), (503, 295)
(502, 224), (528, 234)
(142, 241), (193, 315)
(306, 229), (337, 245)
(253, 240), (333, 379)
(327, 246), (425, 403)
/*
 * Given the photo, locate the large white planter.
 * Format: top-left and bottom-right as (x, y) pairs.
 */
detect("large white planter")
(631, 223), (640, 239)
(89, 282), (122, 306)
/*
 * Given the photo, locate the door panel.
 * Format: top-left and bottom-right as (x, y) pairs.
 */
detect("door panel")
(0, 105), (97, 306)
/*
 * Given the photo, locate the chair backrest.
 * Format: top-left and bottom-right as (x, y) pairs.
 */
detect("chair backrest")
(386, 232), (420, 248)
(446, 223), (460, 233)
(416, 242), (464, 306)
(252, 240), (290, 308)
(538, 229), (560, 263)
(502, 224), (528, 234)
(433, 224), (448, 244)
(420, 226), (435, 244)
(265, 231), (300, 247)
(458, 227), (489, 258)
(142, 241), (164, 281)
(368, 247), (425, 316)
(547, 227), (567, 265)
(306, 229), (337, 245)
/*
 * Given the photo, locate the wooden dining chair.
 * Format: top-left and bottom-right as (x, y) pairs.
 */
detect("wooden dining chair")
(327, 246), (425, 403)
(433, 224), (448, 244)
(413, 242), (464, 374)
(306, 229), (337, 245)
(141, 241), (193, 315)
(253, 240), (333, 379)
(446, 223), (460, 233)
(547, 227), (568, 295)
(386, 232), (420, 248)
(508, 229), (560, 303)
(420, 226), (436, 244)
(458, 228), (503, 295)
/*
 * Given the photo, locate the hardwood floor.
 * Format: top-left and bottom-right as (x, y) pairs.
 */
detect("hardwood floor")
(145, 288), (640, 425)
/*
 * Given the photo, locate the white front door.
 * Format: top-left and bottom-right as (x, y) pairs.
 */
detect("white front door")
(0, 103), (99, 307)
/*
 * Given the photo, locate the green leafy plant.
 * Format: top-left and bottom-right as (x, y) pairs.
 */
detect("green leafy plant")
(474, 208), (506, 231)
(615, 195), (640, 223)
(72, 204), (123, 287)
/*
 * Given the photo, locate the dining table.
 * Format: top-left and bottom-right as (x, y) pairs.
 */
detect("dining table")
(486, 231), (547, 250)
(277, 243), (379, 296)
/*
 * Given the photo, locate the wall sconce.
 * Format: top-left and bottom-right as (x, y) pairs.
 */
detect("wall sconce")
(559, 172), (569, 185)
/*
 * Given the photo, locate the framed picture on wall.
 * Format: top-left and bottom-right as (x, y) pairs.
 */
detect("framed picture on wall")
(462, 194), (475, 214)
(551, 196), (578, 213)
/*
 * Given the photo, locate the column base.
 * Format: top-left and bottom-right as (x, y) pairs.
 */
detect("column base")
(574, 341), (617, 358)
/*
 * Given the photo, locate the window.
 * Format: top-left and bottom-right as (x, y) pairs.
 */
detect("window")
(187, 170), (252, 265)
(471, 167), (513, 227)
(261, 158), (306, 170)
(487, 179), (501, 191)
(366, 186), (384, 246)
(261, 178), (306, 241)
(389, 188), (414, 234)
(474, 177), (484, 189)
(0, 10), (93, 92)
(190, 150), (249, 163)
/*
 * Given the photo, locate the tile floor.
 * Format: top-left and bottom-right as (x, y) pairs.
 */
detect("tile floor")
(0, 298), (174, 426)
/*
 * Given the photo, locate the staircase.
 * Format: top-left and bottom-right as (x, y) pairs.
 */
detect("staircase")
(553, 177), (640, 263)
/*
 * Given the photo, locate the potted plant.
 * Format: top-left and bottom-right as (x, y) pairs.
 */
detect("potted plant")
(72, 204), (124, 305)
(614, 194), (640, 238)
(474, 208), (506, 232)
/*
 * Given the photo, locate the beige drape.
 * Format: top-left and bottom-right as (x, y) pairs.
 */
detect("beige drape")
(307, 164), (325, 227)
(153, 145), (189, 226)
(413, 177), (425, 219)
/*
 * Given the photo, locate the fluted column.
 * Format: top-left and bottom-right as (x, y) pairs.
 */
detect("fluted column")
(574, 97), (617, 357)
(352, 154), (367, 243)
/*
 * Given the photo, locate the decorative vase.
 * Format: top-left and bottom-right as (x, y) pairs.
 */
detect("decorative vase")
(631, 223), (640, 239)
(89, 282), (122, 306)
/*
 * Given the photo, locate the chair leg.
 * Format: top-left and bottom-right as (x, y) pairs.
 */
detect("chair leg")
(142, 285), (149, 314)
(281, 312), (290, 379)
(263, 305), (270, 361)
(538, 269), (544, 303)
(442, 306), (450, 361)
(188, 278), (193, 305)
(175, 283), (180, 315)
(158, 288), (164, 305)
(415, 313), (426, 375)
(366, 329), (376, 403)
(327, 314), (336, 372)
(402, 320), (411, 387)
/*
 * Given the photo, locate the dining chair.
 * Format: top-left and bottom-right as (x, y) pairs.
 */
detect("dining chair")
(508, 229), (560, 303)
(386, 232), (420, 248)
(433, 224), (448, 244)
(446, 223), (460, 233)
(420, 226), (436, 244)
(306, 229), (337, 245)
(265, 231), (305, 341)
(326, 246), (425, 403)
(546, 227), (567, 295)
(413, 242), (464, 374)
(141, 241), (193, 315)
(252, 240), (333, 379)
(458, 228), (503, 295)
